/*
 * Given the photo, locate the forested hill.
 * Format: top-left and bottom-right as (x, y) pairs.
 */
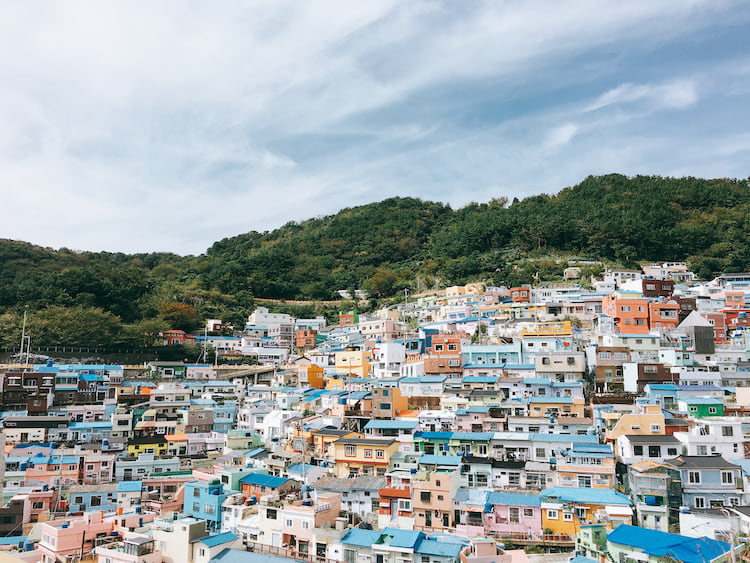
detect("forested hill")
(1, 174), (749, 342)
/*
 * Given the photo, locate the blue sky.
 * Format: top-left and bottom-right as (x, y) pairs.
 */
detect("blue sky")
(1, 1), (749, 254)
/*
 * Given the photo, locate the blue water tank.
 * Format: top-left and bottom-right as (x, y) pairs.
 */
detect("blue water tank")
(23, 540), (34, 552)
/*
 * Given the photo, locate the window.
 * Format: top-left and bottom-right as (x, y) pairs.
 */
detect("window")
(546, 509), (558, 519)
(364, 449), (373, 458)
(523, 508), (534, 517)
(32, 501), (45, 510)
(630, 425), (640, 430)
(380, 403), (391, 410)
(709, 407), (718, 414)
(286, 519), (293, 527)
(650, 424), (661, 433)
(722, 426), (734, 437)
(204, 504), (216, 515)
(694, 497), (705, 508)
(420, 491), (431, 502)
(722, 471), (734, 485)
(267, 508), (277, 520)
(688, 471), (701, 484)
(509, 473), (520, 486)
(697, 445), (708, 455)
(345, 445), (356, 457)
(648, 446), (661, 458)
(563, 512), (573, 521)
(398, 499), (411, 511)
(91, 496), (101, 507)
(633, 445), (643, 456)
(194, 488), (200, 497)
(375, 449), (384, 458)
(536, 448), (546, 459)
(667, 448), (678, 456)
(193, 502), (200, 511)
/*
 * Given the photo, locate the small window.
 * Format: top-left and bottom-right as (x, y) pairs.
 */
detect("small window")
(546, 509), (558, 519)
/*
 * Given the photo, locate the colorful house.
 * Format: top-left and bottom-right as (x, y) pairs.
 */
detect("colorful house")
(540, 486), (632, 536)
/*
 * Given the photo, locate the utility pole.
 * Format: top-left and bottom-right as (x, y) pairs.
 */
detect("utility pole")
(19, 309), (27, 365)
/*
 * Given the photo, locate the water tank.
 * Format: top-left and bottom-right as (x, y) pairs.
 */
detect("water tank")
(410, 468), (417, 474)
(302, 500), (312, 506)
(61, 523), (69, 529)
(135, 506), (141, 514)
(23, 541), (34, 552)
(42, 484), (48, 491)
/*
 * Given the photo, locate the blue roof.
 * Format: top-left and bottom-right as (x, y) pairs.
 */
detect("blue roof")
(382, 527), (422, 549)
(528, 396), (573, 404)
(286, 463), (317, 474)
(461, 376), (498, 383)
(416, 539), (463, 557)
(365, 420), (418, 430)
(198, 532), (239, 548)
(118, 481), (143, 492)
(419, 455), (462, 466)
(68, 421), (112, 429)
(415, 432), (452, 440)
(238, 473), (290, 488)
(486, 492), (541, 507)
(542, 486), (631, 506)
(608, 524), (730, 563)
(400, 376), (446, 383)
(341, 528), (383, 547)
(451, 432), (493, 441)
(681, 397), (723, 404)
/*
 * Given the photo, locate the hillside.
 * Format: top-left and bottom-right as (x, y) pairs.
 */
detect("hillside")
(1, 173), (749, 349)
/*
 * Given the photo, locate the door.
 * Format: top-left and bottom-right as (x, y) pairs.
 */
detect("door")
(271, 533), (281, 547)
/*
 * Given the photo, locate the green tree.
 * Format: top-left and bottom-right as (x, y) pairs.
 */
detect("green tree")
(158, 302), (202, 332)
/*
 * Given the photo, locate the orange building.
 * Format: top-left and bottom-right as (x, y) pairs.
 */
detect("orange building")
(510, 286), (532, 303)
(648, 301), (680, 331)
(295, 329), (317, 349)
(602, 293), (650, 334)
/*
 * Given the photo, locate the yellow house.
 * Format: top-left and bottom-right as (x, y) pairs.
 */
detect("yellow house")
(127, 435), (168, 457)
(541, 486), (632, 536)
(332, 437), (398, 478)
(528, 397), (585, 418)
(604, 404), (665, 444)
(334, 350), (371, 378)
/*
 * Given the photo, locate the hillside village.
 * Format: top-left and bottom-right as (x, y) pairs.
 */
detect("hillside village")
(2, 263), (750, 563)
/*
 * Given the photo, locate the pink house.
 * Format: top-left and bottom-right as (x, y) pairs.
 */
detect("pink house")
(483, 492), (542, 538)
(281, 493), (341, 556)
(38, 511), (155, 563)
(38, 512), (115, 563)
(460, 537), (529, 563)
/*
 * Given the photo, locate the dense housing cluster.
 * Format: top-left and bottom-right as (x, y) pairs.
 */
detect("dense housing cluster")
(1, 264), (750, 563)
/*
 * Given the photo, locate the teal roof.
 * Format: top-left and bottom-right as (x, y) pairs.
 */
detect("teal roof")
(118, 481), (143, 492)
(365, 420), (418, 430)
(542, 486), (631, 505)
(416, 539), (463, 557)
(419, 455), (462, 466)
(198, 532), (239, 547)
(341, 528), (383, 547)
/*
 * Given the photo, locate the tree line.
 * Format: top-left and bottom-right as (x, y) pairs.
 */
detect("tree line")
(1, 174), (748, 350)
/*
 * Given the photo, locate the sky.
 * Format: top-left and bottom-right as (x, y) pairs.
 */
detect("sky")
(1, 1), (750, 255)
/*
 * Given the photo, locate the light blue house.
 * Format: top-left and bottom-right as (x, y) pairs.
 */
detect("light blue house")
(184, 480), (229, 532)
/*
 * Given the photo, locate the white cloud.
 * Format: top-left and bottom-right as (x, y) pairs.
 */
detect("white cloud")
(544, 123), (579, 149)
(586, 80), (699, 112)
(0, 1), (747, 253)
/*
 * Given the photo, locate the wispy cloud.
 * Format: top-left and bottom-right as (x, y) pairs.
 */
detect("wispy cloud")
(586, 80), (699, 112)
